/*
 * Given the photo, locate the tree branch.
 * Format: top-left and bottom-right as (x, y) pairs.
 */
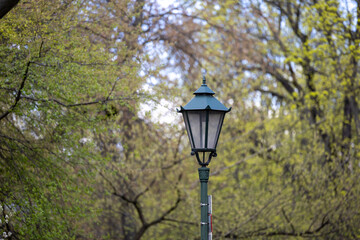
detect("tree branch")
(0, 61), (31, 122)
(281, 207), (295, 233)
(253, 86), (288, 101)
(147, 189), (181, 227)
(20, 95), (143, 108)
(134, 178), (156, 202)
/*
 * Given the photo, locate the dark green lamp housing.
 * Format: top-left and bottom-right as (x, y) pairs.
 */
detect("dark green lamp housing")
(178, 72), (231, 166)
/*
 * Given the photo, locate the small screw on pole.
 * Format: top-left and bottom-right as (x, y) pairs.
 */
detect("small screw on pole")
(201, 69), (207, 85)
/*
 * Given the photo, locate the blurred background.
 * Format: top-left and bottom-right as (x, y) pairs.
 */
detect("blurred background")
(1, 0), (360, 239)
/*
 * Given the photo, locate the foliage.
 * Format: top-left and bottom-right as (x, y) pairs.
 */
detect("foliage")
(1, 0), (360, 239)
(0, 0), (142, 239)
(153, 0), (360, 239)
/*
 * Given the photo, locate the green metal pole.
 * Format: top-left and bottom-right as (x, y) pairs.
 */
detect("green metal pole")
(198, 167), (209, 240)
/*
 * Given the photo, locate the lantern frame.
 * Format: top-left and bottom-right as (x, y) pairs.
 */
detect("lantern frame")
(178, 75), (231, 166)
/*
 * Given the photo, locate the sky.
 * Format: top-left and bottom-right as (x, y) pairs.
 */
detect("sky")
(139, 0), (358, 124)
(138, 0), (180, 125)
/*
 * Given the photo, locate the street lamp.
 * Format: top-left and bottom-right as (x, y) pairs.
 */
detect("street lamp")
(178, 71), (230, 240)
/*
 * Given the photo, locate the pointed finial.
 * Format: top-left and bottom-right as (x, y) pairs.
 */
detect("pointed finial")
(201, 69), (207, 85)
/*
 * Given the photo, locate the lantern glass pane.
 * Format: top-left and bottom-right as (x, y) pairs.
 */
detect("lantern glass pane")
(187, 111), (207, 149)
(201, 112), (206, 148)
(183, 110), (226, 151)
(207, 111), (225, 148)
(182, 112), (194, 149)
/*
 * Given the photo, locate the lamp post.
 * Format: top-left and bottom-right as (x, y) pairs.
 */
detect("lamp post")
(178, 71), (231, 240)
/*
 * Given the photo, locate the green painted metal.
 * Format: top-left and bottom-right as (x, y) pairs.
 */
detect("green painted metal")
(177, 73), (231, 239)
(177, 76), (231, 112)
(177, 76), (231, 154)
(193, 84), (215, 95)
(205, 111), (209, 148)
(199, 167), (209, 240)
(181, 95), (231, 112)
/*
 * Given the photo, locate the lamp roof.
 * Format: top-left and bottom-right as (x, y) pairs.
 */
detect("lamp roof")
(178, 75), (231, 112)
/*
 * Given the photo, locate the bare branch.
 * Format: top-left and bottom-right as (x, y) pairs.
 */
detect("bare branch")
(134, 178), (156, 202)
(253, 86), (288, 101)
(281, 207), (295, 233)
(223, 187), (285, 238)
(0, 61), (31, 122)
(147, 189), (181, 227)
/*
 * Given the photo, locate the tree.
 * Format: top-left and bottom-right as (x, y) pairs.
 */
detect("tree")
(0, 0), (143, 238)
(3, 0), (360, 239)
(77, 1), (194, 239)
(150, 0), (360, 238)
